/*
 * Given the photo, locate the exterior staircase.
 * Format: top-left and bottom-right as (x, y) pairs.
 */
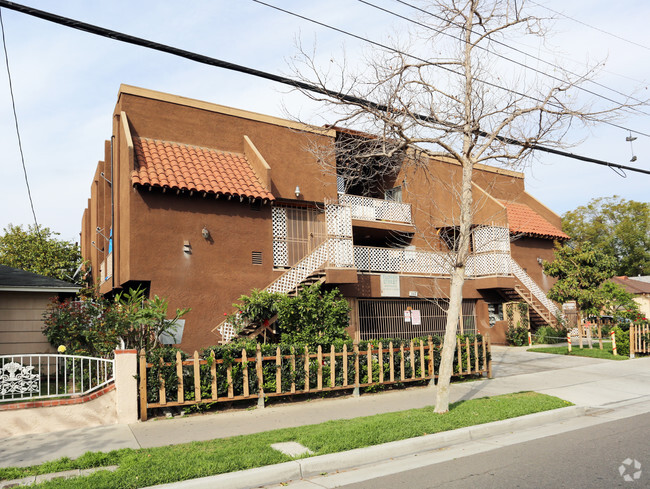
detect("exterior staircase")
(214, 203), (355, 343)
(499, 259), (561, 328)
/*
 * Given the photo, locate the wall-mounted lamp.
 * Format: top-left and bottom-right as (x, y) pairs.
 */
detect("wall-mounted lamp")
(201, 227), (210, 240)
(295, 186), (301, 198)
(537, 257), (543, 266)
(183, 240), (192, 254)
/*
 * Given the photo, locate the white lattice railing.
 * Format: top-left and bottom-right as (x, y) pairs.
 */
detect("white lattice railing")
(339, 194), (412, 224)
(509, 259), (562, 318)
(354, 247), (512, 278)
(0, 354), (114, 402)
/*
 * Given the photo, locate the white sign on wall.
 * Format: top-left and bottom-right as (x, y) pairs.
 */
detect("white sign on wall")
(411, 310), (421, 326)
(380, 274), (400, 297)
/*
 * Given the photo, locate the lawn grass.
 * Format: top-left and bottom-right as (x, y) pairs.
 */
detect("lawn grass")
(527, 345), (628, 360)
(0, 392), (571, 488)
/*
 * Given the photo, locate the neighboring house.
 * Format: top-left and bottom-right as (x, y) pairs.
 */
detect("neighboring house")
(610, 276), (650, 319)
(80, 85), (568, 352)
(0, 265), (79, 355)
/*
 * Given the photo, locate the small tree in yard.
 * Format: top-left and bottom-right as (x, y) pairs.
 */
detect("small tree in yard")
(43, 287), (189, 357)
(290, 0), (640, 412)
(542, 243), (640, 324)
(0, 224), (82, 283)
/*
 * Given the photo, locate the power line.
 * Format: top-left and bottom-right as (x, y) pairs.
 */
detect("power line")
(254, 0), (650, 138)
(0, 8), (39, 233)
(385, 0), (650, 114)
(529, 0), (650, 52)
(0, 0), (648, 177)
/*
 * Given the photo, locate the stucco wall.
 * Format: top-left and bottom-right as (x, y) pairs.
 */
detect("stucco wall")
(0, 389), (118, 438)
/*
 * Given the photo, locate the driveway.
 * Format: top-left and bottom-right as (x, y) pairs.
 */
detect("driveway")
(490, 344), (610, 377)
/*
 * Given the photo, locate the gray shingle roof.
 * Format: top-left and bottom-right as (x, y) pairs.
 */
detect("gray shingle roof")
(0, 265), (79, 292)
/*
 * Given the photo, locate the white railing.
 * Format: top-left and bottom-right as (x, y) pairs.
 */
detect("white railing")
(509, 260), (562, 318)
(339, 194), (412, 224)
(0, 354), (114, 402)
(354, 246), (512, 278)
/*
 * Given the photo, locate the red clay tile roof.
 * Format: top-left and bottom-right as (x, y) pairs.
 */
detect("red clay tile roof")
(501, 201), (570, 240)
(131, 137), (274, 201)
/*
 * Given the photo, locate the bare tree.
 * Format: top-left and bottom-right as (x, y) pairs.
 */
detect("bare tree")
(290, 0), (641, 412)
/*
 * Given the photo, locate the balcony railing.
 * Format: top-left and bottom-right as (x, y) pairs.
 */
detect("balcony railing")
(339, 194), (412, 224)
(353, 246), (512, 278)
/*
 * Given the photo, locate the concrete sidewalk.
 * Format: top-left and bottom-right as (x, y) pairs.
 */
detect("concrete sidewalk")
(2, 347), (649, 478)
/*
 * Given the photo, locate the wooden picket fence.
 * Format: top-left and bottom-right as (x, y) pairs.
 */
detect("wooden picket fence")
(138, 335), (492, 420)
(630, 323), (650, 357)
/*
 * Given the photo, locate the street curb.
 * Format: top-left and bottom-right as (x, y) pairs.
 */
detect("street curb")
(146, 405), (586, 489)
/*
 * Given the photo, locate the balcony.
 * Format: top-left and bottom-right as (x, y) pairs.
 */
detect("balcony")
(339, 194), (412, 225)
(353, 246), (512, 278)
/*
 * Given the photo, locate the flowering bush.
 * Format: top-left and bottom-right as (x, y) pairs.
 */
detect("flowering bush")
(43, 287), (189, 357)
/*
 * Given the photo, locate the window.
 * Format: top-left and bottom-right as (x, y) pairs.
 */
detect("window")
(384, 186), (402, 203)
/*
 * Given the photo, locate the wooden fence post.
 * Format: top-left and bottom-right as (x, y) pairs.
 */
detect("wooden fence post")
(629, 325), (635, 359)
(317, 345), (323, 390)
(276, 346), (282, 394)
(256, 344), (264, 408)
(598, 324), (603, 350)
(399, 343), (405, 381)
(176, 351), (184, 404)
(139, 349), (147, 421)
(193, 351), (201, 403)
(486, 333), (493, 379)
(304, 345), (310, 392)
(342, 344), (348, 387)
(474, 337), (479, 373)
(367, 343), (373, 385)
(428, 336), (435, 387)
(611, 330), (617, 356)
(158, 357), (166, 406)
(481, 337), (487, 377)
(389, 341), (395, 383)
(226, 361), (234, 399)
(353, 341), (360, 397)
(330, 345), (336, 388)
(465, 338), (471, 375)
(409, 340), (415, 380)
(419, 340), (425, 380)
(456, 337), (462, 374)
(210, 351), (218, 402)
(378, 342), (384, 383)
(290, 346), (296, 394)
(242, 349), (249, 397)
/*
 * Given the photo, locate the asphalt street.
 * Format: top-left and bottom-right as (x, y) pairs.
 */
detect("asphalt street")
(337, 412), (648, 488)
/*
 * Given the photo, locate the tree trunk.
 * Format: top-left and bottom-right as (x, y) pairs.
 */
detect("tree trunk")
(435, 159), (474, 413)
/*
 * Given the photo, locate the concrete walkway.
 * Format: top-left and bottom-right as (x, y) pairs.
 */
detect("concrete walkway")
(2, 347), (648, 485)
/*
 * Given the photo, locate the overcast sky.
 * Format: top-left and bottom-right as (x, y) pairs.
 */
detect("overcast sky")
(0, 0), (648, 242)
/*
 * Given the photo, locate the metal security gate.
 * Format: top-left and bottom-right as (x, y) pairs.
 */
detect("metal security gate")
(358, 298), (476, 340)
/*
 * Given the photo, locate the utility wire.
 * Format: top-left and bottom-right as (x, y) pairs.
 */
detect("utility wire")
(0, 8), (40, 233)
(529, 0), (650, 52)
(383, 0), (650, 113)
(0, 0), (648, 176)
(255, 0), (650, 138)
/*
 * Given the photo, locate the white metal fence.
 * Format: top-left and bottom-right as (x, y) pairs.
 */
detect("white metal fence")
(0, 354), (114, 402)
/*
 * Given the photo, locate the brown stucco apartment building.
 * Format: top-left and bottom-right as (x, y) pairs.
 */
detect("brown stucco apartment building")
(81, 85), (568, 352)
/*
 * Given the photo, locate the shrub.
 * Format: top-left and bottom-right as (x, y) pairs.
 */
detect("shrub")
(534, 325), (568, 344)
(613, 326), (629, 356)
(506, 325), (528, 346)
(276, 283), (351, 346)
(43, 287), (189, 357)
